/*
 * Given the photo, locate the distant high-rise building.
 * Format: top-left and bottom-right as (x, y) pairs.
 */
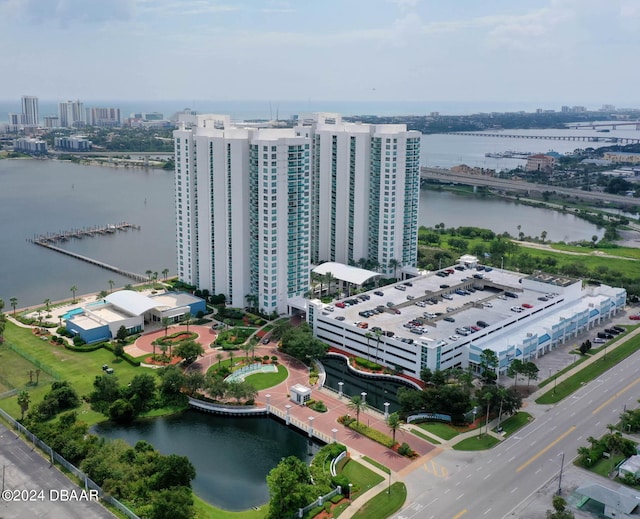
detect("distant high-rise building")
(44, 116), (60, 128)
(174, 113), (421, 315)
(59, 100), (85, 127)
(21, 95), (39, 126)
(88, 107), (121, 127)
(561, 106), (570, 113)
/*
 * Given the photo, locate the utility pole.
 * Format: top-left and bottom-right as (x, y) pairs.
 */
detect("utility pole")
(557, 452), (565, 495)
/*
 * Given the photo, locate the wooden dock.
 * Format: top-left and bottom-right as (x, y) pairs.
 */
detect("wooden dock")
(29, 223), (147, 282)
(29, 222), (140, 244)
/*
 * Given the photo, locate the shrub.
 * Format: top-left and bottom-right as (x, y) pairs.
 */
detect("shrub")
(332, 474), (350, 492)
(398, 442), (415, 457)
(72, 335), (86, 346)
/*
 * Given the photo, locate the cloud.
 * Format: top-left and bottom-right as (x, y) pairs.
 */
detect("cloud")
(16, 0), (135, 25)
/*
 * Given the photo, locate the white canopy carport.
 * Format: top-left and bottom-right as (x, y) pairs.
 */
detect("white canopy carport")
(312, 262), (380, 286)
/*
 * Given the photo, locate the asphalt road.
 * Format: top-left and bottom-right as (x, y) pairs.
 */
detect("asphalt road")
(394, 344), (640, 519)
(0, 423), (115, 519)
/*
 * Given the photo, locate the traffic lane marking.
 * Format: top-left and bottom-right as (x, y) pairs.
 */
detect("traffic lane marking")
(516, 426), (576, 473)
(592, 377), (640, 415)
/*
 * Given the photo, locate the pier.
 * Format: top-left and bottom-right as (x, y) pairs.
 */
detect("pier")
(29, 223), (147, 282)
(29, 222), (140, 244)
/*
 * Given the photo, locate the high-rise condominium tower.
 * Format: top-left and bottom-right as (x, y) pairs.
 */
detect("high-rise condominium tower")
(21, 95), (39, 126)
(174, 113), (420, 315)
(58, 100), (85, 127)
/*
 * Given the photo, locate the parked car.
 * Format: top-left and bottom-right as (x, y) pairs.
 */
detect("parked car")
(538, 296), (549, 301)
(448, 334), (461, 341)
(504, 291), (518, 298)
(477, 320), (489, 328)
(440, 284), (450, 289)
(415, 301), (427, 307)
(597, 332), (613, 339)
(604, 328), (621, 335)
(482, 302), (493, 308)
(443, 316), (455, 322)
(511, 306), (523, 313)
(612, 326), (626, 333)
(454, 266), (465, 271)
(593, 337), (606, 344)
(521, 303), (534, 309)
(374, 291), (384, 296)
(335, 316), (345, 321)
(335, 302), (346, 308)
(262, 338), (270, 344)
(406, 295), (415, 300)
(630, 315), (640, 320)
(442, 294), (453, 300)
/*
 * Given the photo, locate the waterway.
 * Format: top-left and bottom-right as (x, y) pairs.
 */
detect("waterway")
(93, 410), (322, 511)
(320, 356), (417, 415)
(0, 155), (609, 307)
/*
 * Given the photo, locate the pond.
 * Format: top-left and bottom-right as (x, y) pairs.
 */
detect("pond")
(93, 410), (322, 511)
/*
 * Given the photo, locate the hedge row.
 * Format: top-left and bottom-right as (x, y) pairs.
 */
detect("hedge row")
(101, 343), (141, 367)
(340, 416), (395, 448)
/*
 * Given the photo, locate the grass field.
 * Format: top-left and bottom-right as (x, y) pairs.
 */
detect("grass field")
(495, 412), (532, 437)
(417, 421), (460, 440)
(411, 428), (441, 444)
(362, 456), (390, 474)
(452, 434), (500, 451)
(0, 345), (56, 392)
(341, 459), (384, 498)
(0, 322), (153, 423)
(193, 495), (267, 519)
(552, 243), (640, 260)
(244, 365), (288, 390)
(350, 482), (406, 519)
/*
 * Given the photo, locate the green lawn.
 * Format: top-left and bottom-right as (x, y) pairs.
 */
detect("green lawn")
(417, 421), (460, 440)
(536, 332), (640, 405)
(244, 365), (288, 390)
(193, 495), (267, 519)
(0, 345), (56, 392)
(495, 412), (532, 437)
(350, 482), (406, 519)
(452, 434), (500, 451)
(362, 456), (391, 474)
(0, 322), (153, 423)
(552, 243), (640, 260)
(587, 454), (625, 479)
(341, 459), (384, 497)
(411, 428), (441, 445)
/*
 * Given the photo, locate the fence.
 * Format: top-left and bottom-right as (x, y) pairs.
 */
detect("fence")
(297, 486), (342, 518)
(0, 408), (139, 519)
(6, 341), (63, 380)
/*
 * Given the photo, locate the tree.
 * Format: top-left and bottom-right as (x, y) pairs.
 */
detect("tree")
(387, 412), (401, 444)
(183, 372), (205, 396)
(521, 362), (539, 388)
(479, 349), (498, 384)
(183, 312), (192, 332)
(266, 456), (314, 519)
(546, 495), (574, 519)
(507, 359), (524, 389)
(540, 230), (548, 244)
(146, 270), (153, 282)
(388, 258), (401, 279)
(108, 398), (136, 424)
(216, 353), (223, 367)
(116, 325), (128, 344)
(125, 373), (157, 412)
(17, 390), (30, 420)
(280, 323), (328, 363)
(174, 340), (204, 365)
(162, 268), (170, 281)
(324, 271), (335, 297)
(152, 454), (196, 490)
(70, 285), (78, 302)
(148, 486), (195, 519)
(10, 297), (18, 316)
(108, 280), (115, 293)
(113, 342), (124, 360)
(373, 329), (383, 362)
(161, 317), (171, 337)
(364, 332), (373, 361)
(89, 374), (122, 413)
(348, 395), (365, 424)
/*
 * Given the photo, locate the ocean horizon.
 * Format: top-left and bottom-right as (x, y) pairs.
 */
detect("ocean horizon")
(0, 99), (597, 125)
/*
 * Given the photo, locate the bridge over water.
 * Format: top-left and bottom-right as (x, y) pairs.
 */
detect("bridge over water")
(447, 132), (640, 144)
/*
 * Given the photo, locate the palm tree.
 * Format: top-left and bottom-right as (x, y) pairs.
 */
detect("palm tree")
(606, 429), (625, 474)
(364, 332), (373, 361)
(373, 329), (383, 363)
(153, 272), (158, 283)
(10, 297), (18, 316)
(324, 272), (334, 298)
(43, 298), (51, 313)
(540, 230), (548, 244)
(70, 285), (78, 303)
(145, 270), (153, 283)
(108, 280), (115, 293)
(311, 272), (323, 298)
(388, 258), (401, 280)
(17, 390), (30, 420)
(228, 350), (234, 366)
(161, 316), (171, 337)
(159, 343), (168, 364)
(216, 353), (223, 367)
(387, 412), (401, 444)
(183, 312), (192, 332)
(162, 268), (170, 281)
(348, 395), (365, 425)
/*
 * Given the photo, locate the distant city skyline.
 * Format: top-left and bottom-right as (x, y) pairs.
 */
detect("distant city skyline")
(1, 0), (639, 106)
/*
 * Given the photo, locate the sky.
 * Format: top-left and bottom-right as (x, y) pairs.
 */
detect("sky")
(1, 0), (639, 108)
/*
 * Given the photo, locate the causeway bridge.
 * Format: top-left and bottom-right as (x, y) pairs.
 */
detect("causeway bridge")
(420, 167), (638, 205)
(566, 121), (640, 130)
(446, 132), (640, 144)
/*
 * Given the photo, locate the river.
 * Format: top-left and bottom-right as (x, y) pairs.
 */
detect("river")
(0, 154), (609, 307)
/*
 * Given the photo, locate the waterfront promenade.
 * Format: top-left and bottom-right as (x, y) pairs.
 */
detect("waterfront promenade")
(128, 326), (437, 473)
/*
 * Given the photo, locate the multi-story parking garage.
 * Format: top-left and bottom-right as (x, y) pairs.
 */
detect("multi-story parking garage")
(308, 259), (626, 378)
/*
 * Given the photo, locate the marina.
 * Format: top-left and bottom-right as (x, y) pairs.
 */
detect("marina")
(28, 222), (140, 244)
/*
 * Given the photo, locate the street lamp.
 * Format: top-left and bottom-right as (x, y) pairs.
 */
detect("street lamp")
(348, 483), (353, 503)
(557, 452), (565, 495)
